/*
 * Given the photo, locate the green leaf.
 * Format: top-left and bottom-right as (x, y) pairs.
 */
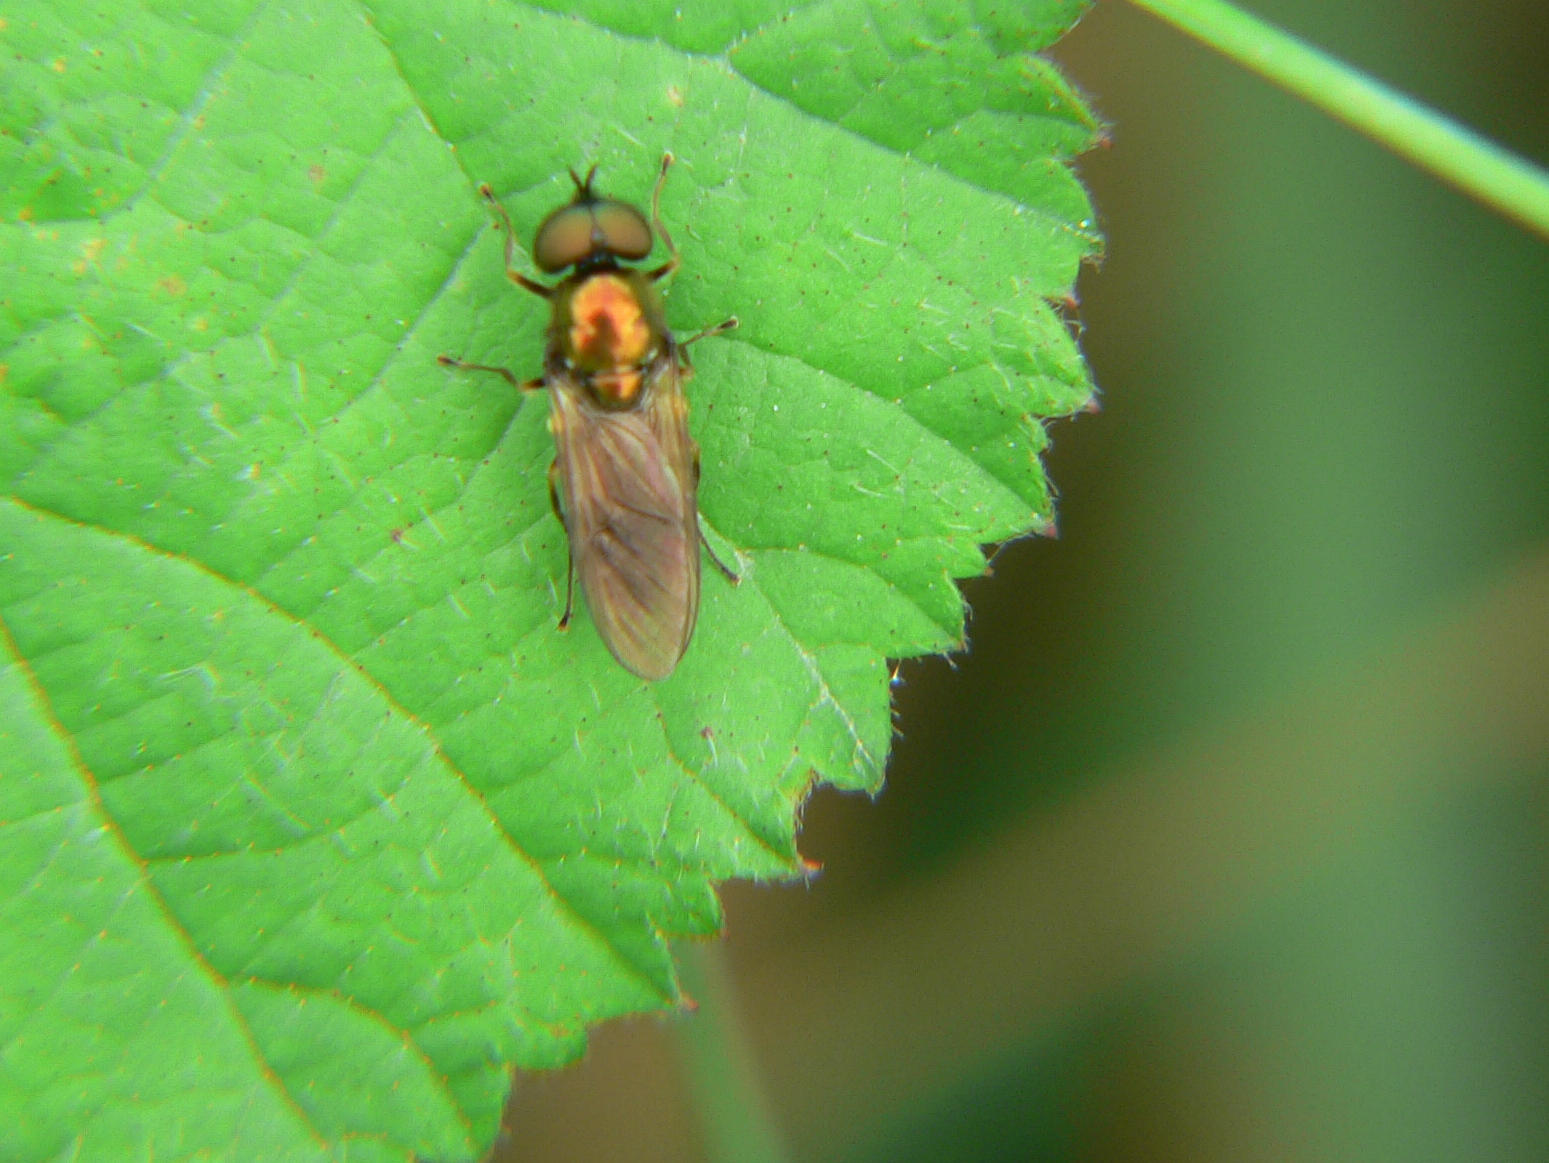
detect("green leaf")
(0, 0), (1101, 1157)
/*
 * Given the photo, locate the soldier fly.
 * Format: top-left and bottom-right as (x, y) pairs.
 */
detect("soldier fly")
(439, 155), (737, 680)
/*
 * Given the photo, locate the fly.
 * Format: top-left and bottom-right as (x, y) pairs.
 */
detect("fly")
(440, 155), (737, 680)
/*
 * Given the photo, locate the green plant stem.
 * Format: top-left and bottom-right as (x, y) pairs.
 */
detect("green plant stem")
(672, 941), (791, 1163)
(1121, 0), (1549, 241)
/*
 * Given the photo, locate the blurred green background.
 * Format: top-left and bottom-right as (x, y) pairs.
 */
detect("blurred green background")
(501, 2), (1549, 1159)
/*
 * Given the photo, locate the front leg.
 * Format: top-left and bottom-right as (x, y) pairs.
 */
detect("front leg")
(478, 184), (552, 300)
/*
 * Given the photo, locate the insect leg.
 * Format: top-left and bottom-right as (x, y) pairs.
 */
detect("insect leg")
(700, 531), (740, 584)
(436, 354), (544, 391)
(644, 152), (681, 284)
(691, 444), (740, 584)
(673, 317), (738, 382)
(548, 459), (576, 629)
(680, 317), (739, 348)
(478, 183), (552, 300)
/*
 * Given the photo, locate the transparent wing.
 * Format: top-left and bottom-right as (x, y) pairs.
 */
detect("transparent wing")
(549, 357), (700, 680)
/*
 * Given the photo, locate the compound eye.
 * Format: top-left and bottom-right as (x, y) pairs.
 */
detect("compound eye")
(533, 197), (654, 273)
(589, 200), (653, 262)
(533, 203), (598, 273)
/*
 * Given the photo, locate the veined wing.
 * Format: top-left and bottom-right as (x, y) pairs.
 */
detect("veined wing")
(550, 359), (700, 680)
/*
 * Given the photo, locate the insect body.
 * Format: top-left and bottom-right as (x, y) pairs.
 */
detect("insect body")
(440, 156), (736, 680)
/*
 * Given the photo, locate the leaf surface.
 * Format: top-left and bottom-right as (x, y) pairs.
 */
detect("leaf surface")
(0, 0), (1102, 1157)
